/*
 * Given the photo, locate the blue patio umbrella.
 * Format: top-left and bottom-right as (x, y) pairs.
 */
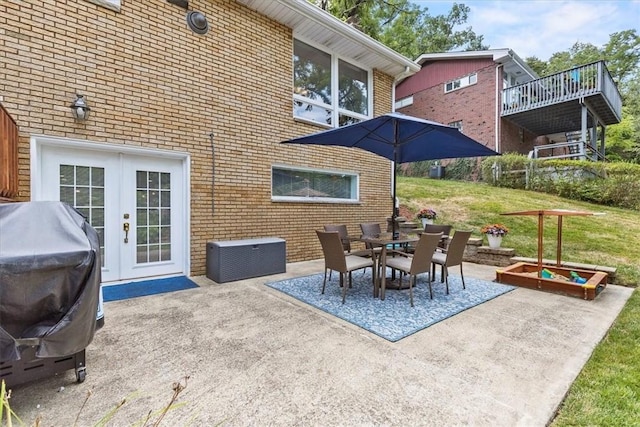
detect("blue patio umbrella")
(281, 112), (499, 234)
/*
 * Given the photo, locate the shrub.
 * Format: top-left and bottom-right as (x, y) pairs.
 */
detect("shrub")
(482, 155), (640, 210)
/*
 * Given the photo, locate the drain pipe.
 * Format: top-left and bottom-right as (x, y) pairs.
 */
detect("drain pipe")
(209, 132), (215, 214)
(495, 64), (502, 153)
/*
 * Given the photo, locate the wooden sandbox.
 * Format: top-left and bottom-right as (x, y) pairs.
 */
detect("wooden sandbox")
(496, 262), (607, 300)
(495, 209), (608, 300)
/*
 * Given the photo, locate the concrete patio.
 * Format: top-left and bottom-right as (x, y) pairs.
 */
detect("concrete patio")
(7, 260), (633, 426)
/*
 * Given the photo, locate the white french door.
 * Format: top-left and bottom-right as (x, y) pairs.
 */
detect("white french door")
(38, 145), (186, 282)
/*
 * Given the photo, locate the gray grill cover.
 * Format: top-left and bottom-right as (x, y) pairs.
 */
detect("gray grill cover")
(0, 201), (101, 361)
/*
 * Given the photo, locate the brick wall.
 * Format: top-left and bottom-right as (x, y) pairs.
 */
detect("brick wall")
(398, 64), (497, 150)
(0, 0), (396, 274)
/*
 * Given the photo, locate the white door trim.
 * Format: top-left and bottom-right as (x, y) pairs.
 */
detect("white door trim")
(30, 134), (191, 279)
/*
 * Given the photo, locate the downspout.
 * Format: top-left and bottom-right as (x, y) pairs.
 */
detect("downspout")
(495, 64), (502, 153)
(392, 66), (412, 112)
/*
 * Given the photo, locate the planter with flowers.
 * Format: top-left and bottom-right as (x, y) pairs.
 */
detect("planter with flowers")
(417, 208), (437, 228)
(481, 223), (509, 248)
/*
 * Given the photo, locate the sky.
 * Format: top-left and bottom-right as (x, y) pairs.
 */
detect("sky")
(411, 0), (640, 60)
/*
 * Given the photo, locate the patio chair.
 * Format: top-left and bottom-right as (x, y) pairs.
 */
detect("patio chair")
(430, 230), (472, 295)
(423, 224), (453, 250)
(324, 224), (374, 279)
(316, 230), (375, 304)
(385, 232), (442, 306)
(359, 222), (381, 239)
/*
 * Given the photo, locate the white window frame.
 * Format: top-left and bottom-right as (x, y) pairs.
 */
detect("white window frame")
(444, 73), (477, 93)
(271, 164), (360, 203)
(448, 120), (463, 132)
(293, 37), (373, 128)
(85, 0), (121, 12)
(395, 95), (414, 110)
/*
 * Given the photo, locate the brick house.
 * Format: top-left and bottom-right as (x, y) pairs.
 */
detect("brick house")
(0, 0), (419, 284)
(395, 50), (621, 160)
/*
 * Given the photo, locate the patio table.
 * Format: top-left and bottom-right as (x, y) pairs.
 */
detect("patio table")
(351, 233), (419, 300)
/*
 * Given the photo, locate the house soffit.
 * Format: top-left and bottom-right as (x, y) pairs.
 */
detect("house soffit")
(235, 0), (419, 78)
(415, 49), (538, 83)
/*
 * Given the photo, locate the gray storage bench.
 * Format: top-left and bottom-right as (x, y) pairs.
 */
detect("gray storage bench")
(206, 237), (286, 283)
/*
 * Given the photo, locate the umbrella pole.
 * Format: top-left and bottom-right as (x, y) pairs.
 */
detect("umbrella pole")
(392, 120), (399, 239)
(392, 165), (398, 239)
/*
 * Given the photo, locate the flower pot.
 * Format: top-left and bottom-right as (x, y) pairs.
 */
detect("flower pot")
(421, 218), (433, 228)
(487, 234), (502, 248)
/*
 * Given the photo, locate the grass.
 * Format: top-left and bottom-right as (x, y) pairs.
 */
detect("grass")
(398, 176), (640, 425)
(397, 176), (640, 286)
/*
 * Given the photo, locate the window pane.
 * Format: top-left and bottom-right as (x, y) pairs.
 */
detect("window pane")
(91, 168), (104, 186)
(161, 208), (171, 225)
(149, 209), (160, 226)
(76, 187), (90, 206)
(60, 186), (75, 204)
(293, 40), (331, 105)
(76, 166), (90, 185)
(91, 187), (104, 205)
(149, 190), (159, 207)
(92, 208), (104, 226)
(137, 208), (147, 226)
(293, 100), (332, 126)
(272, 167), (357, 201)
(339, 59), (368, 115)
(160, 190), (170, 207)
(60, 165), (74, 185)
(137, 190), (148, 207)
(160, 244), (171, 261)
(339, 114), (363, 127)
(136, 171), (147, 188)
(160, 172), (170, 189)
(149, 172), (160, 189)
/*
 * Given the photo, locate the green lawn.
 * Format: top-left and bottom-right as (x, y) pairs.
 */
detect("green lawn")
(398, 176), (640, 425)
(397, 176), (640, 286)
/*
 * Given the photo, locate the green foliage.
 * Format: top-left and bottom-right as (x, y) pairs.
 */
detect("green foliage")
(397, 176), (640, 286)
(483, 155), (640, 210)
(398, 158), (479, 181)
(310, 0), (487, 59)
(480, 154), (530, 189)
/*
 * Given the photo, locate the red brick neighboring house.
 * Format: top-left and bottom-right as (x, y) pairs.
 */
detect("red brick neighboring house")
(395, 50), (622, 160)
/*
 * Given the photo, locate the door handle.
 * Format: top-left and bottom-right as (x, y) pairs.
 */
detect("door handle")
(123, 222), (130, 243)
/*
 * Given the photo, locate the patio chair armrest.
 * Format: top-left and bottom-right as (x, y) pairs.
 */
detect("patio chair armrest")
(386, 249), (412, 259)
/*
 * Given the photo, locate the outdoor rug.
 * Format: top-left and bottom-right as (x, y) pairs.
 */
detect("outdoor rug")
(102, 276), (199, 302)
(266, 270), (515, 342)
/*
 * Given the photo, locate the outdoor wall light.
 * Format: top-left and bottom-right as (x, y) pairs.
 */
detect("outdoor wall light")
(186, 10), (209, 34)
(166, 0), (209, 35)
(70, 94), (91, 121)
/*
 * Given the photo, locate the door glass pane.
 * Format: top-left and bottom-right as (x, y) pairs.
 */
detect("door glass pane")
(59, 164), (106, 266)
(136, 169), (171, 264)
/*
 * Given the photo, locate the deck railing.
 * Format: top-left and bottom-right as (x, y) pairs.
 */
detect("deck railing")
(528, 140), (606, 162)
(0, 104), (19, 200)
(502, 61), (621, 117)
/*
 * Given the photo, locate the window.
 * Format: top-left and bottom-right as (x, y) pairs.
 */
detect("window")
(293, 39), (370, 127)
(448, 120), (463, 132)
(85, 0), (121, 12)
(395, 96), (414, 110)
(272, 166), (359, 203)
(444, 73), (477, 93)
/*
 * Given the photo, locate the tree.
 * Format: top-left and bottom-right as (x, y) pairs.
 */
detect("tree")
(310, 0), (487, 59)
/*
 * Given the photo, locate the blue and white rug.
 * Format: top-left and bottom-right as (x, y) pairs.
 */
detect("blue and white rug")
(266, 270), (515, 342)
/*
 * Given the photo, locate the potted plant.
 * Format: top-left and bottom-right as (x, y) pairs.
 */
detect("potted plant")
(417, 208), (437, 228)
(481, 223), (509, 248)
